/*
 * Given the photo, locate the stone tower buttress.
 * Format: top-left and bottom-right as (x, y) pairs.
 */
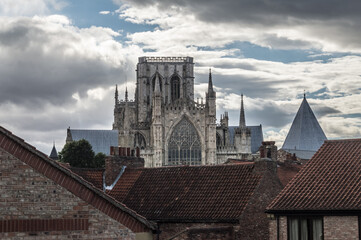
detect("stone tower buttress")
(206, 69), (217, 164)
(151, 73), (163, 167)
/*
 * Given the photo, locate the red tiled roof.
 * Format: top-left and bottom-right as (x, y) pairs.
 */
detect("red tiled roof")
(71, 168), (104, 190)
(120, 164), (263, 221)
(106, 168), (143, 201)
(277, 163), (303, 187)
(267, 139), (361, 212)
(0, 126), (155, 232)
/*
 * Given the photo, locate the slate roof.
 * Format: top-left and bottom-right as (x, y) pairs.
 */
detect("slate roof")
(0, 126), (155, 232)
(282, 96), (327, 152)
(267, 139), (361, 213)
(68, 129), (118, 155)
(117, 164), (263, 222)
(229, 125), (263, 153)
(49, 144), (58, 160)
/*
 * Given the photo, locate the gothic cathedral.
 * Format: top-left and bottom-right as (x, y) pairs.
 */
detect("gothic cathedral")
(113, 57), (260, 167)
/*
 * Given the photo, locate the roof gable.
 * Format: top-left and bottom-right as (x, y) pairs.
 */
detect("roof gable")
(268, 139), (361, 213)
(0, 126), (155, 232)
(282, 97), (327, 152)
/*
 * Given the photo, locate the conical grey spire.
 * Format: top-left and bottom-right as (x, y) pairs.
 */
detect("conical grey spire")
(239, 94), (246, 128)
(282, 95), (327, 152)
(49, 142), (58, 160)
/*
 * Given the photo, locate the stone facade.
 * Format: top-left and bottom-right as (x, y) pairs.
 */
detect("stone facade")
(113, 56), (253, 167)
(0, 148), (135, 239)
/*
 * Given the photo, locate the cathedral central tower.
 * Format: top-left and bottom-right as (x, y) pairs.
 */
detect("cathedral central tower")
(113, 57), (258, 167)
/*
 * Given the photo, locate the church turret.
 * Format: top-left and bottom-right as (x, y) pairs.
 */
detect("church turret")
(205, 68), (217, 164)
(239, 94), (246, 128)
(125, 87), (128, 102)
(49, 142), (59, 161)
(234, 94), (252, 156)
(115, 84), (119, 105)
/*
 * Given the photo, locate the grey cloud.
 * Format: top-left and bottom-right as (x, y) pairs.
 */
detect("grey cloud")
(0, 18), (129, 108)
(120, 0), (361, 50)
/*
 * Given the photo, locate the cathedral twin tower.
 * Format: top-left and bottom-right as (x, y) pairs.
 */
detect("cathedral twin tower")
(113, 57), (261, 167)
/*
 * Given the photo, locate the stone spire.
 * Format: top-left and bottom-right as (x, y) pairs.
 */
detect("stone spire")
(125, 86), (128, 102)
(239, 94), (246, 128)
(282, 94), (327, 152)
(154, 73), (161, 94)
(115, 84), (119, 105)
(207, 68), (215, 97)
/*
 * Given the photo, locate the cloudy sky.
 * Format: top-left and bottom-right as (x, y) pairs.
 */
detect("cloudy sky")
(1, 0), (361, 155)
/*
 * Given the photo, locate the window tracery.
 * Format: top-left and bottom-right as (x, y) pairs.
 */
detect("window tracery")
(168, 118), (201, 165)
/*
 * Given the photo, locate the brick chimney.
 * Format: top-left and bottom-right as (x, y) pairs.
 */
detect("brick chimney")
(259, 141), (277, 161)
(105, 147), (144, 186)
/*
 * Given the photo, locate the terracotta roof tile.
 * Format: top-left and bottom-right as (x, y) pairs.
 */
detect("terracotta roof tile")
(120, 164), (263, 221)
(107, 168), (143, 201)
(267, 139), (361, 212)
(71, 168), (104, 190)
(277, 163), (303, 187)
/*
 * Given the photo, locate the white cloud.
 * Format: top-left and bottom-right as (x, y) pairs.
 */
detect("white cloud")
(99, 11), (111, 15)
(0, 0), (67, 17)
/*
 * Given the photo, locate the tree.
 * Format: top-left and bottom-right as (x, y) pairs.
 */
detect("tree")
(60, 139), (105, 168)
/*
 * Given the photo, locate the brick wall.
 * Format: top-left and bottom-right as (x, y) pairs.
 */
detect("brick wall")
(237, 160), (283, 240)
(268, 216), (287, 240)
(0, 148), (136, 239)
(324, 216), (359, 240)
(158, 222), (237, 240)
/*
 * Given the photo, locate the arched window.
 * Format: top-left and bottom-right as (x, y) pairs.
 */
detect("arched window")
(171, 75), (180, 101)
(168, 118), (202, 165)
(216, 132), (222, 147)
(152, 76), (162, 92)
(134, 132), (146, 150)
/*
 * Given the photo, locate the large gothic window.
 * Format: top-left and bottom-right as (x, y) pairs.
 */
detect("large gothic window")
(171, 75), (180, 101)
(168, 118), (202, 165)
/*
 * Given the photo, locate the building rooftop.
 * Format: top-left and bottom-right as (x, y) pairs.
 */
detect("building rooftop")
(282, 95), (327, 152)
(67, 129), (118, 155)
(267, 138), (361, 213)
(112, 164), (264, 222)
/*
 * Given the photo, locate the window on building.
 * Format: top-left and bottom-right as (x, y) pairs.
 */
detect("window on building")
(171, 75), (180, 101)
(134, 132), (146, 150)
(168, 118), (201, 165)
(152, 76), (162, 92)
(288, 216), (323, 240)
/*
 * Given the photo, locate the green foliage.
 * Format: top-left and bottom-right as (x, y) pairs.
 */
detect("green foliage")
(94, 152), (106, 168)
(60, 139), (105, 168)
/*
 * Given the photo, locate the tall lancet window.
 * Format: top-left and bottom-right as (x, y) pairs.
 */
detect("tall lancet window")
(171, 75), (180, 101)
(168, 118), (202, 165)
(152, 76), (162, 92)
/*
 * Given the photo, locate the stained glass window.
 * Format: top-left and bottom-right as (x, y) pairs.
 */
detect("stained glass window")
(168, 118), (201, 165)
